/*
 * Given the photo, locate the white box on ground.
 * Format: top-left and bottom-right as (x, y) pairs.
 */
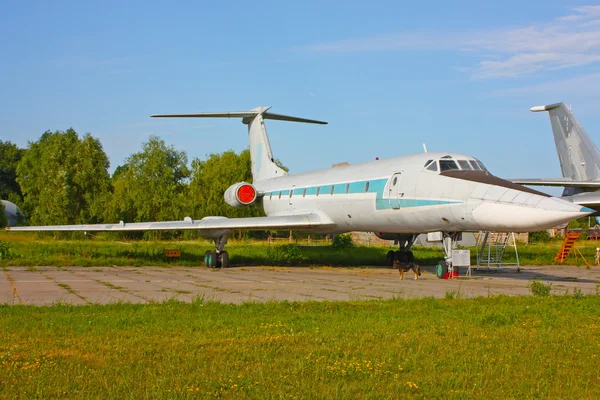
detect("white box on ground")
(427, 231), (442, 242)
(452, 249), (470, 266)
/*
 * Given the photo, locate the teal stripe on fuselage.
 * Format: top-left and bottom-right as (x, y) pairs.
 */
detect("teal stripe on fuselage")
(263, 177), (462, 209)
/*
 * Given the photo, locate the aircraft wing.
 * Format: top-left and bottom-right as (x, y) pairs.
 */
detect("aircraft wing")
(511, 178), (600, 188)
(5, 213), (334, 233)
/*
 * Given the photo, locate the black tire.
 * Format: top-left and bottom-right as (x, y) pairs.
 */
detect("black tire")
(386, 250), (395, 267)
(219, 251), (229, 269)
(436, 260), (449, 279)
(203, 250), (210, 267)
(406, 250), (415, 263)
(206, 251), (218, 268)
(395, 250), (408, 263)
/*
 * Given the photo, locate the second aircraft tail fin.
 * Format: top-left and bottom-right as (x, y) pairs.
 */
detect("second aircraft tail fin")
(531, 102), (600, 183)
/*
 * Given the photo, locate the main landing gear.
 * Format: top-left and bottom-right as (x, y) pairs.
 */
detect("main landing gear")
(204, 234), (230, 268)
(385, 234), (418, 267)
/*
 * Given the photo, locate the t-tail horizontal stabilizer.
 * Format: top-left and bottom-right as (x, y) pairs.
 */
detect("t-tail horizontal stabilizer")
(151, 107), (327, 182)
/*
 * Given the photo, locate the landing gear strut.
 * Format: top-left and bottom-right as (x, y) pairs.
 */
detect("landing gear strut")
(386, 234), (418, 266)
(436, 232), (460, 279)
(204, 234), (230, 268)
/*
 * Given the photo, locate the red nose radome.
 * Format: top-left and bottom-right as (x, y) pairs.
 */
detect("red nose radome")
(237, 184), (257, 204)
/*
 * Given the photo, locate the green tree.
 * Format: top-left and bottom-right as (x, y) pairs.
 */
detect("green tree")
(106, 136), (191, 226)
(189, 149), (263, 219)
(16, 129), (111, 225)
(0, 140), (25, 201)
(0, 202), (7, 228)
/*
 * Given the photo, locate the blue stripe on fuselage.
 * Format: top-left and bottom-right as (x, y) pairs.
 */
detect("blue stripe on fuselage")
(264, 178), (462, 209)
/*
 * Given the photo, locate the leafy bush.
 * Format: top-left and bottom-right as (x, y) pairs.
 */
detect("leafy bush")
(529, 231), (551, 243)
(332, 234), (354, 250)
(266, 244), (308, 264)
(0, 241), (14, 260)
(528, 279), (552, 296)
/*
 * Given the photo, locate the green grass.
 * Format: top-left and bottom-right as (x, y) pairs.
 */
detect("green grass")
(1, 231), (599, 267)
(1, 295), (599, 398)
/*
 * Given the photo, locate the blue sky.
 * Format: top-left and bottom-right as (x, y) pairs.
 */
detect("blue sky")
(1, 0), (600, 191)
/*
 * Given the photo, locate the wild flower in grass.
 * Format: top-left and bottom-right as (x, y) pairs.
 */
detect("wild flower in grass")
(407, 381), (419, 389)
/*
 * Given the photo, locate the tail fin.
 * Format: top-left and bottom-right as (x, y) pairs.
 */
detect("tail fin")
(152, 107), (327, 182)
(531, 102), (600, 182)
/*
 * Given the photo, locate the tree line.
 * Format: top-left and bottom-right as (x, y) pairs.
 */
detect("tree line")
(0, 129), (276, 237)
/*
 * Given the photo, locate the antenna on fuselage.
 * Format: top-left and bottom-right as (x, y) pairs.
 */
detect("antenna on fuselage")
(423, 143), (428, 153)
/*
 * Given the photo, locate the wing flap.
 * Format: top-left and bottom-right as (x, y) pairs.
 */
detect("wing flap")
(5, 213), (334, 232)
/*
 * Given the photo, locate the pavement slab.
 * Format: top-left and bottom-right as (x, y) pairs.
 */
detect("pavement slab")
(1, 264), (599, 305)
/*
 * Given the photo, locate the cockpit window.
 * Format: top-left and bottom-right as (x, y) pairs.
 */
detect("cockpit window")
(424, 159), (433, 168)
(426, 161), (438, 172)
(458, 160), (472, 170)
(469, 160), (481, 170)
(440, 160), (459, 172)
(476, 160), (487, 171)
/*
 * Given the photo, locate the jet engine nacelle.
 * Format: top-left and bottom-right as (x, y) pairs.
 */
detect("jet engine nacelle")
(224, 182), (257, 208)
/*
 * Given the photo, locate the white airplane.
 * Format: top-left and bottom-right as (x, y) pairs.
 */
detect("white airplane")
(7, 107), (593, 277)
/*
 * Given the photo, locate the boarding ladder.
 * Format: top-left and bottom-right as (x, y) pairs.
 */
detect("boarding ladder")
(554, 231), (581, 262)
(476, 232), (520, 270)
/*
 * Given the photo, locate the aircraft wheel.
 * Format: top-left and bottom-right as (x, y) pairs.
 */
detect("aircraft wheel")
(395, 250), (408, 263)
(386, 250), (395, 267)
(219, 251), (229, 268)
(206, 251), (218, 268)
(436, 260), (449, 279)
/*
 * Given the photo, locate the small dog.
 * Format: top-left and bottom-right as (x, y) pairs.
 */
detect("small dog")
(393, 260), (421, 280)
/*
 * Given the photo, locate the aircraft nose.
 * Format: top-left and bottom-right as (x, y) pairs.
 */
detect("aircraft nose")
(471, 190), (594, 232)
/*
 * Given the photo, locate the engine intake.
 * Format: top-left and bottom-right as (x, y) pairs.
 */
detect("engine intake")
(224, 182), (257, 208)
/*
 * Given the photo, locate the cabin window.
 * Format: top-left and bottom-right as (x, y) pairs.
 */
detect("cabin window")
(330, 185), (334, 195)
(426, 162), (438, 172)
(440, 160), (459, 172)
(278, 191), (282, 199)
(469, 160), (481, 170)
(345, 183), (350, 194)
(269, 192), (272, 200)
(316, 187), (320, 196)
(365, 181), (370, 192)
(302, 188), (306, 197)
(458, 160), (472, 170)
(289, 190), (293, 198)
(392, 177), (397, 186)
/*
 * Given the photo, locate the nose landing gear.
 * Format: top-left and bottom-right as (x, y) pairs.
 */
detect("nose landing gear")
(435, 232), (460, 279)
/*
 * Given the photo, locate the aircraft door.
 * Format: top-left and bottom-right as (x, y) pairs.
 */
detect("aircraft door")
(388, 172), (403, 209)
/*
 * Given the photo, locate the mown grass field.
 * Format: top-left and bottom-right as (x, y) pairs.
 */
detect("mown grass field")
(1, 231), (598, 268)
(1, 295), (599, 399)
